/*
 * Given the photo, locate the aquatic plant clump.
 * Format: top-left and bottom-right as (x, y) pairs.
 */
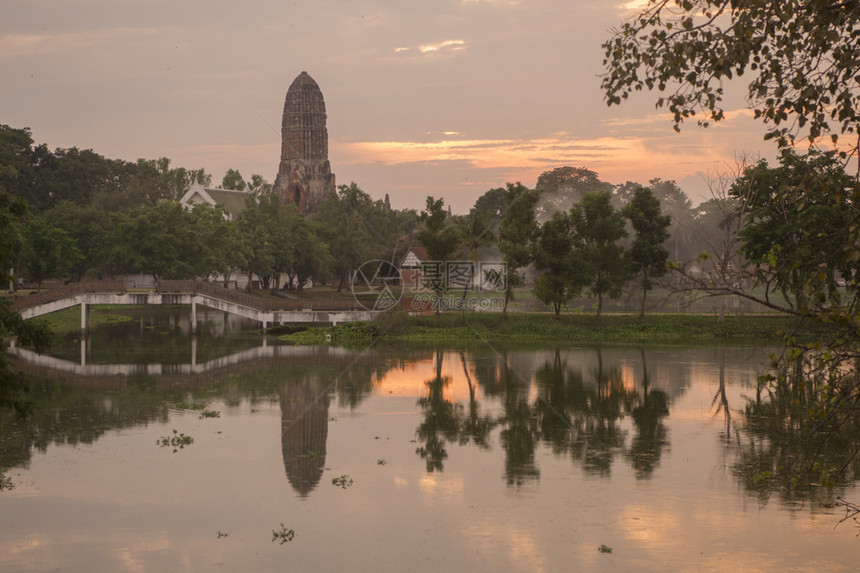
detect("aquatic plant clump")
(157, 429), (194, 453)
(272, 524), (295, 544)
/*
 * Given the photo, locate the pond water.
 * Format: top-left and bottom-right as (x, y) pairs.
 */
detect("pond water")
(2, 310), (860, 572)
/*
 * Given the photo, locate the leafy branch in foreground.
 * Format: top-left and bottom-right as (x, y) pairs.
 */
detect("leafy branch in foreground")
(602, 0), (860, 159)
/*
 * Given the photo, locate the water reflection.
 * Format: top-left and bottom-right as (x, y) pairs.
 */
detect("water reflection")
(8, 334), (858, 506)
(408, 347), (674, 484)
(7, 333), (860, 572)
(281, 375), (329, 496)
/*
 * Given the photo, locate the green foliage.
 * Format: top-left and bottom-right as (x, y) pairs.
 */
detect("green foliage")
(236, 191), (331, 290)
(21, 217), (82, 290)
(373, 309), (411, 335)
(570, 191), (630, 317)
(498, 183), (540, 315)
(279, 321), (379, 346)
(733, 150), (860, 312)
(532, 211), (585, 316)
(272, 524), (295, 544)
(311, 183), (417, 291)
(417, 196), (461, 263)
(0, 188), (28, 282)
(535, 166), (612, 219)
(623, 187), (672, 317)
(157, 429), (194, 453)
(602, 0), (860, 152)
(221, 168), (246, 191)
(199, 409), (220, 419)
(331, 474), (354, 488)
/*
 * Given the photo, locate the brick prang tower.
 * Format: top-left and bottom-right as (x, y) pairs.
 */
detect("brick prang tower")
(274, 71), (336, 213)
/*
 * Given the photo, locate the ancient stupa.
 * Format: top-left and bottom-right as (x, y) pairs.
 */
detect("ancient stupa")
(273, 71), (336, 213)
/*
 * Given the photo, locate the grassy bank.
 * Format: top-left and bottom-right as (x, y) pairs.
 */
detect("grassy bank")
(30, 305), (137, 335)
(280, 311), (824, 347)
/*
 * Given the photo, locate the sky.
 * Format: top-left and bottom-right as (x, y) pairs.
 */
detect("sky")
(1, 0), (783, 213)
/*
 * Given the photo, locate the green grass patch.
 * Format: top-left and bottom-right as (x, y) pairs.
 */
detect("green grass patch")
(34, 305), (137, 334)
(277, 312), (821, 347)
(391, 312), (818, 345)
(278, 321), (379, 346)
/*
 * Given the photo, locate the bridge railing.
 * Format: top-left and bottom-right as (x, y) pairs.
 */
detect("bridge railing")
(159, 280), (367, 312)
(12, 280), (126, 311)
(11, 279), (372, 313)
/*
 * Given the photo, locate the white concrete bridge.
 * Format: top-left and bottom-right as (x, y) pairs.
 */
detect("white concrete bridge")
(13, 280), (382, 333)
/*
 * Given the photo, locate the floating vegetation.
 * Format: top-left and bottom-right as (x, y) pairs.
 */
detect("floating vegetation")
(174, 401), (206, 411)
(199, 409), (221, 419)
(598, 545), (613, 554)
(377, 459), (387, 466)
(331, 475), (353, 489)
(272, 524), (295, 544)
(157, 429), (194, 453)
(217, 531), (229, 539)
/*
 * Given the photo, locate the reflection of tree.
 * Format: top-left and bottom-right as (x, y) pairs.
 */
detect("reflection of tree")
(627, 348), (669, 479)
(457, 352), (494, 449)
(0, 376), (171, 474)
(712, 347), (732, 442)
(499, 356), (540, 486)
(533, 348), (669, 479)
(415, 351), (461, 472)
(733, 353), (860, 503)
(411, 347), (674, 483)
(280, 374), (330, 497)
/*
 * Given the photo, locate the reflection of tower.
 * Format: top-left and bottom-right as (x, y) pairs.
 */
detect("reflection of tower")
(281, 376), (330, 496)
(274, 71), (336, 213)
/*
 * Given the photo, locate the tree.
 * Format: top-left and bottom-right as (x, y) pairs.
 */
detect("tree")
(570, 191), (629, 318)
(312, 184), (380, 291)
(248, 174), (272, 194)
(623, 187), (671, 318)
(733, 150), (859, 314)
(650, 178), (696, 264)
(43, 201), (112, 280)
(0, 156), (30, 286)
(532, 212), (584, 316)
(534, 166), (612, 221)
(0, 187), (51, 415)
(20, 217), (82, 291)
(498, 183), (540, 316)
(602, 0), (860, 157)
(221, 169), (247, 191)
(455, 211), (495, 302)
(417, 197), (461, 313)
(470, 187), (507, 232)
(235, 192), (281, 289)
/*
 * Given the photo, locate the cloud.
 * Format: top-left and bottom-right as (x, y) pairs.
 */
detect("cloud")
(395, 39), (467, 55)
(419, 39), (466, 53)
(0, 27), (161, 58)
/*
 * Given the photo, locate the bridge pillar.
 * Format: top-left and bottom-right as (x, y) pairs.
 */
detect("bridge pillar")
(191, 300), (197, 335)
(80, 302), (87, 333)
